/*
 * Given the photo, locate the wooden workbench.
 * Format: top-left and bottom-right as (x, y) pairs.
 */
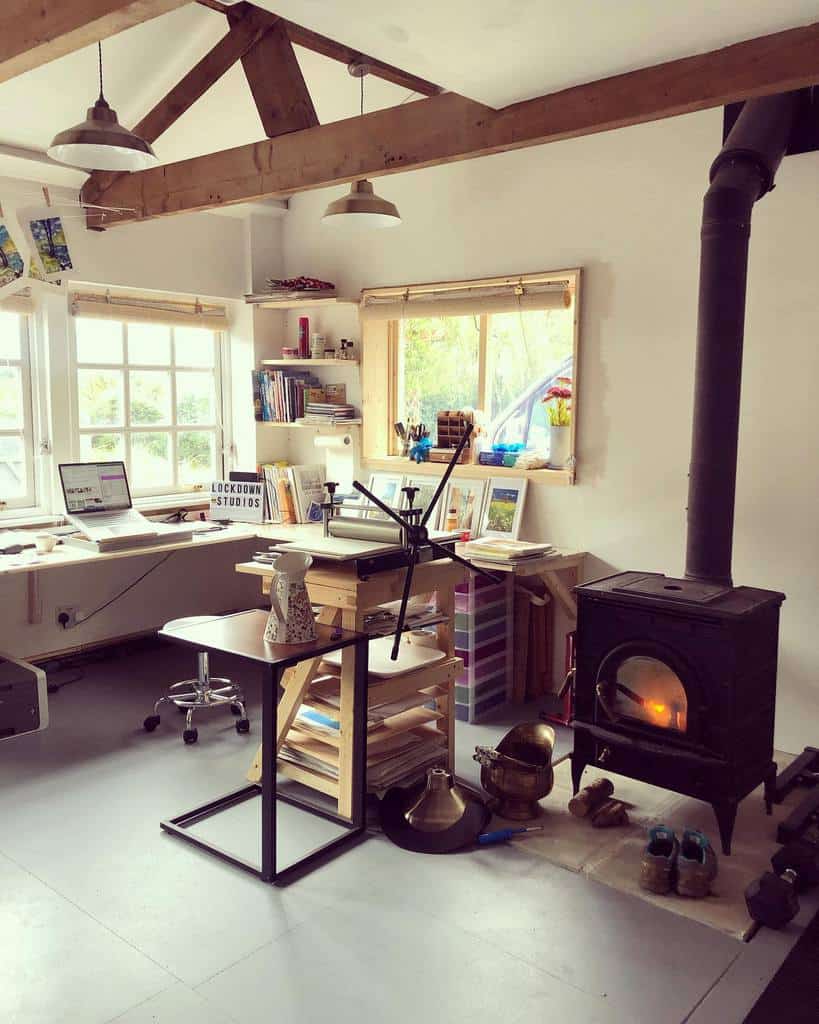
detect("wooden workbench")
(236, 554), (466, 819)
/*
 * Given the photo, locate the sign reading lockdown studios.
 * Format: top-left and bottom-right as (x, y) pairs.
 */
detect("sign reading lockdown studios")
(210, 480), (265, 523)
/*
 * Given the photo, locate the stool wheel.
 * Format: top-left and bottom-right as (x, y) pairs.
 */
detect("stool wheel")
(235, 719), (250, 735)
(143, 715), (160, 732)
(230, 703), (243, 716)
(183, 728), (198, 745)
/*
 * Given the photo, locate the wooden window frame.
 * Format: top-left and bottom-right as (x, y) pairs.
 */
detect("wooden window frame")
(361, 269), (581, 485)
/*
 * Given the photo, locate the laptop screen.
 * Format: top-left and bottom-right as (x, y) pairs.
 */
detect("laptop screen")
(59, 462), (133, 515)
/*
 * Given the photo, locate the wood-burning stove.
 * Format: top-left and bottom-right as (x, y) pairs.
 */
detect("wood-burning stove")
(571, 572), (784, 854)
(570, 91), (799, 854)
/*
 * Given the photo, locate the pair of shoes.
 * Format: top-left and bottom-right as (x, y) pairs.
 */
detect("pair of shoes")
(639, 825), (718, 897)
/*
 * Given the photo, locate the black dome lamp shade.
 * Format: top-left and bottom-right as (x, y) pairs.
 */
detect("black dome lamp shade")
(47, 42), (158, 172)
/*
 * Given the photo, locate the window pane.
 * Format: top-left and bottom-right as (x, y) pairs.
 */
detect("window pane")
(174, 327), (215, 368)
(176, 371), (215, 425)
(80, 432), (124, 462)
(75, 318), (123, 364)
(131, 432), (172, 489)
(78, 369), (123, 427)
(0, 435), (26, 499)
(127, 323), (171, 365)
(486, 309), (574, 444)
(0, 312), (21, 360)
(398, 317), (479, 432)
(130, 370), (171, 425)
(0, 365), (22, 428)
(178, 430), (216, 485)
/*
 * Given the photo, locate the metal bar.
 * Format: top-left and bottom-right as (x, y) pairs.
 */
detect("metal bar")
(276, 788), (354, 827)
(428, 539), (502, 584)
(352, 636), (369, 826)
(261, 663), (279, 882)
(421, 423), (474, 527)
(159, 819), (262, 877)
(352, 480), (407, 529)
(166, 784), (259, 828)
(390, 547), (418, 661)
(271, 829), (368, 887)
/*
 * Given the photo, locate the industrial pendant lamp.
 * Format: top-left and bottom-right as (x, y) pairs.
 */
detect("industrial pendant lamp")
(47, 42), (159, 172)
(322, 64), (401, 228)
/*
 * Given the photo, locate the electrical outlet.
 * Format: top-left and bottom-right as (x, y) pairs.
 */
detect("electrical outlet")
(56, 606), (78, 629)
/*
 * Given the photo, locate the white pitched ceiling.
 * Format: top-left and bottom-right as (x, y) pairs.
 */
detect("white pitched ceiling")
(253, 0), (819, 108)
(1, 0), (818, 190)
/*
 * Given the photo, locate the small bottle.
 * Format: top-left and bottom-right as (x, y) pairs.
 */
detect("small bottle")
(298, 317), (310, 358)
(445, 507), (458, 531)
(310, 333), (325, 359)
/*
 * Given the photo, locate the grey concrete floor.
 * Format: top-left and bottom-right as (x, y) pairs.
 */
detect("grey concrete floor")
(0, 640), (813, 1024)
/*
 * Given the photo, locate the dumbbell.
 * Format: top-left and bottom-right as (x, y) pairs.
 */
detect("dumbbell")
(771, 839), (819, 892)
(745, 868), (800, 929)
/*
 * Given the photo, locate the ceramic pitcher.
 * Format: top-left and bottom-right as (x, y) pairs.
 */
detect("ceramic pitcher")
(263, 551), (316, 644)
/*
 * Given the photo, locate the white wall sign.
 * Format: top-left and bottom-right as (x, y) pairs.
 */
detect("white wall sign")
(210, 480), (264, 523)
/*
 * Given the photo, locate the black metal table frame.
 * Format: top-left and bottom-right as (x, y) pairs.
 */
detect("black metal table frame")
(159, 630), (369, 887)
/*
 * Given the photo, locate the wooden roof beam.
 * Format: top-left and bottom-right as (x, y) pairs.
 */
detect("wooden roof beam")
(198, 0), (442, 97)
(0, 0), (190, 84)
(85, 19), (819, 226)
(227, 11), (318, 137)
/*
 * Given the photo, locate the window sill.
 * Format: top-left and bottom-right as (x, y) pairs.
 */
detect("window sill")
(0, 510), (64, 530)
(363, 456), (575, 485)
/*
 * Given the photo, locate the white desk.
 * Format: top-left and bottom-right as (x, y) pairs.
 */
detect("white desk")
(0, 524), (260, 578)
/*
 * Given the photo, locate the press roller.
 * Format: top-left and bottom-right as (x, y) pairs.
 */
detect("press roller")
(326, 517), (405, 546)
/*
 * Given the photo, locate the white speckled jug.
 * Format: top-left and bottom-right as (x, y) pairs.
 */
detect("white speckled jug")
(263, 552), (316, 644)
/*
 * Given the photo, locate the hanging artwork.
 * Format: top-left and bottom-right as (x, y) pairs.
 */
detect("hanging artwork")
(18, 204), (80, 282)
(0, 217), (28, 297)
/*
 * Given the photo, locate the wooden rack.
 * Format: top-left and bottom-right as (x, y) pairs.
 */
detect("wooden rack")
(236, 553), (465, 818)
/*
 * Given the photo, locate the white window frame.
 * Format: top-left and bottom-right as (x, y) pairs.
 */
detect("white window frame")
(0, 312), (39, 513)
(69, 317), (230, 501)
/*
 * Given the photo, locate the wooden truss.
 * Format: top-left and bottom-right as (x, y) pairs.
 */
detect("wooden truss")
(4, 2), (819, 228)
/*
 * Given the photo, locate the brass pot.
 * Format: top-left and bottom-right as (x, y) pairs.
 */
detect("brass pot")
(474, 722), (556, 820)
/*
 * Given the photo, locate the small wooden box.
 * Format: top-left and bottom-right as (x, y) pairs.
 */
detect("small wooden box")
(436, 410), (473, 450)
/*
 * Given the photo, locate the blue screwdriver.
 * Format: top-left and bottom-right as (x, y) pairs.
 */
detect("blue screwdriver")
(478, 826), (544, 845)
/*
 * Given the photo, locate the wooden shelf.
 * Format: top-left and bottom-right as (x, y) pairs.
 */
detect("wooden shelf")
(261, 358), (359, 367)
(365, 456), (574, 485)
(254, 296), (358, 310)
(257, 419), (361, 429)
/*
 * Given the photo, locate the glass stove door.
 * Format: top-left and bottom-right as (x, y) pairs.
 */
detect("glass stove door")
(602, 655), (689, 733)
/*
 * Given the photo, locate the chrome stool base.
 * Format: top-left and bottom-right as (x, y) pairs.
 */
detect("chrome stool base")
(144, 619), (250, 744)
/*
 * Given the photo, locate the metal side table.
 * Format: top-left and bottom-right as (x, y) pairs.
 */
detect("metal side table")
(158, 609), (368, 886)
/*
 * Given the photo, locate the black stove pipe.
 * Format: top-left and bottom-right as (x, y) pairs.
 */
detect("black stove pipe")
(684, 93), (798, 586)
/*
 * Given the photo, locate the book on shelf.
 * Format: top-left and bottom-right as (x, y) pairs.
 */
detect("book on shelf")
(252, 368), (321, 423)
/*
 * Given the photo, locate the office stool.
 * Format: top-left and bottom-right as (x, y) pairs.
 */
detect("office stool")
(143, 616), (250, 745)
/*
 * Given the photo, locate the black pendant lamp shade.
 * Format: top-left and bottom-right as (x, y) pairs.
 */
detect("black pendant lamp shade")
(47, 43), (158, 172)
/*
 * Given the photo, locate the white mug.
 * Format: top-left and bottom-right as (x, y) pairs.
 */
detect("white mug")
(35, 534), (57, 554)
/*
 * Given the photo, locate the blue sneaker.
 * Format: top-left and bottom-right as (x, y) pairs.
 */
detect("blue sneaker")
(676, 828), (718, 898)
(640, 825), (679, 894)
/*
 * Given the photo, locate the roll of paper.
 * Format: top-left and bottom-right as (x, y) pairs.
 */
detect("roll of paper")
(328, 518), (403, 544)
(314, 432), (354, 490)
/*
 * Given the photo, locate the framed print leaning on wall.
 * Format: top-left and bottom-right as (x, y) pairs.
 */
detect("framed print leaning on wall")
(402, 476), (442, 529)
(479, 477), (528, 539)
(365, 472), (404, 519)
(441, 478), (486, 536)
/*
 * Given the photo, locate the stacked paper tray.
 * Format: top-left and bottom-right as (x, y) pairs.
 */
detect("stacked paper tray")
(454, 574), (514, 722)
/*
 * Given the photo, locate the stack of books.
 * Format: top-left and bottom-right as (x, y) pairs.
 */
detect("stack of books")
(301, 401), (358, 425)
(461, 538), (557, 563)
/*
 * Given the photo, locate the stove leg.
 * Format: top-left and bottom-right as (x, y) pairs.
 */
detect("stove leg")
(570, 754), (587, 795)
(712, 801), (738, 856)
(763, 762), (777, 816)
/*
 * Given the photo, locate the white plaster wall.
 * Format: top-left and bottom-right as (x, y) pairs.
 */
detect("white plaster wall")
(280, 109), (819, 753)
(0, 176), (260, 658)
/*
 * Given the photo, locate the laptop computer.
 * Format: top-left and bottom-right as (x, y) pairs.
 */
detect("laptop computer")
(58, 461), (191, 548)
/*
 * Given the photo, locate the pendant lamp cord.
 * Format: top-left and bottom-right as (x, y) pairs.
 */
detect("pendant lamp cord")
(360, 73), (364, 117)
(98, 41), (104, 100)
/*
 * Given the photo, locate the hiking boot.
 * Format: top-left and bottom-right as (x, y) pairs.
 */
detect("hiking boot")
(676, 828), (718, 898)
(639, 825), (679, 894)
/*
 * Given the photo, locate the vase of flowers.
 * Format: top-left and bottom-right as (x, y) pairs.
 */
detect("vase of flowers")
(543, 378), (572, 469)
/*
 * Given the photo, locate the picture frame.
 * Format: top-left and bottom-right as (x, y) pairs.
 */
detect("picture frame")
(402, 476), (443, 529)
(365, 472), (404, 520)
(479, 477), (528, 540)
(440, 477), (487, 537)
